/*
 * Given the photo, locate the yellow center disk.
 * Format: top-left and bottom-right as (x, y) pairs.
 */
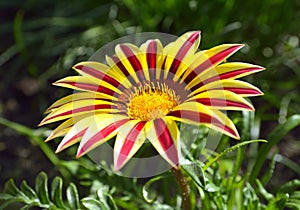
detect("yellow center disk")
(127, 84), (178, 121)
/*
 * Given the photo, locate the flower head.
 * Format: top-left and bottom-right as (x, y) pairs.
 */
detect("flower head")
(40, 31), (264, 170)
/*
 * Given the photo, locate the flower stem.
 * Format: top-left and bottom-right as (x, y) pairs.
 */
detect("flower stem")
(171, 167), (191, 210)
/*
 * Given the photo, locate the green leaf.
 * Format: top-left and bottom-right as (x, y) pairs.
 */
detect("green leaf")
(266, 193), (289, 210)
(142, 176), (164, 203)
(35, 172), (50, 204)
(95, 187), (118, 210)
(96, 189), (110, 210)
(243, 183), (259, 208)
(151, 202), (174, 210)
(103, 193), (118, 210)
(203, 139), (267, 171)
(51, 176), (66, 209)
(81, 197), (107, 210)
(66, 183), (80, 209)
(20, 181), (37, 200)
(181, 161), (206, 189)
(255, 179), (274, 201)
(250, 115), (300, 183)
(0, 193), (13, 200)
(278, 180), (300, 194)
(286, 201), (300, 210)
(58, 160), (80, 175)
(261, 154), (276, 185)
(3, 180), (32, 203)
(19, 203), (43, 210)
(4, 179), (20, 196)
(291, 191), (300, 199)
(274, 154), (300, 175)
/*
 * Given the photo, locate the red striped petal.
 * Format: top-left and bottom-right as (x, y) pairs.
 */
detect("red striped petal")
(169, 32), (200, 74)
(183, 44), (244, 84)
(56, 81), (117, 96)
(209, 45), (243, 65)
(195, 98), (254, 110)
(223, 87), (263, 96)
(56, 128), (87, 153)
(119, 44), (146, 82)
(168, 109), (238, 139)
(190, 66), (264, 93)
(109, 55), (136, 84)
(115, 121), (146, 170)
(153, 119), (179, 167)
(74, 64), (123, 89)
(46, 93), (113, 113)
(146, 40), (157, 80)
(76, 119), (129, 157)
(41, 104), (113, 125)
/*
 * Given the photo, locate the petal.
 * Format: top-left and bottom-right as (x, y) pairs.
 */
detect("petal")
(106, 55), (135, 87)
(115, 43), (147, 83)
(39, 99), (117, 125)
(164, 31), (201, 80)
(181, 44), (244, 84)
(215, 62), (265, 79)
(189, 79), (263, 97)
(186, 62), (265, 93)
(114, 120), (146, 171)
(73, 61), (129, 89)
(45, 118), (74, 142)
(55, 115), (98, 152)
(45, 92), (109, 114)
(145, 118), (180, 168)
(76, 114), (129, 157)
(140, 39), (164, 80)
(46, 112), (95, 142)
(54, 76), (120, 98)
(168, 102), (240, 139)
(189, 90), (255, 111)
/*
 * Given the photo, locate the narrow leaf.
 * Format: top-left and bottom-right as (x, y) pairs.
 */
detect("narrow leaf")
(255, 179), (274, 201)
(96, 190), (110, 210)
(35, 172), (50, 204)
(278, 180), (300, 194)
(4, 179), (20, 196)
(142, 176), (164, 203)
(20, 181), (37, 200)
(250, 115), (300, 183)
(286, 202), (300, 210)
(203, 139), (267, 171)
(66, 183), (80, 209)
(51, 176), (66, 208)
(266, 193), (289, 210)
(0, 193), (13, 200)
(104, 193), (118, 210)
(181, 161), (206, 189)
(81, 197), (107, 210)
(261, 154), (276, 185)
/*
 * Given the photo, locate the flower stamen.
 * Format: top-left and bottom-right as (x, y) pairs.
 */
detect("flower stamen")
(127, 83), (178, 121)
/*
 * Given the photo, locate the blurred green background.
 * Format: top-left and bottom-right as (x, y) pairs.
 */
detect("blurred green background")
(0, 0), (300, 192)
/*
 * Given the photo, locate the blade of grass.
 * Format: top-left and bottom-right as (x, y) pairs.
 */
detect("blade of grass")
(203, 139), (267, 171)
(249, 115), (300, 184)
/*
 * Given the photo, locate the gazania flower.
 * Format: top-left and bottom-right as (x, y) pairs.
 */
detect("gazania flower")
(40, 31), (264, 170)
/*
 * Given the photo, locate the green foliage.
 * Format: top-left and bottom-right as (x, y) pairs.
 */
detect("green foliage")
(0, 171), (117, 210)
(1, 117), (300, 209)
(250, 115), (300, 183)
(1, 0), (300, 209)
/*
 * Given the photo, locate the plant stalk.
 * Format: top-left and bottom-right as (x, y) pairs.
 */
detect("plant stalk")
(171, 167), (191, 210)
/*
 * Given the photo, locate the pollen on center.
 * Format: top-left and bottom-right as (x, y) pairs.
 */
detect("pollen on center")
(127, 84), (178, 121)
